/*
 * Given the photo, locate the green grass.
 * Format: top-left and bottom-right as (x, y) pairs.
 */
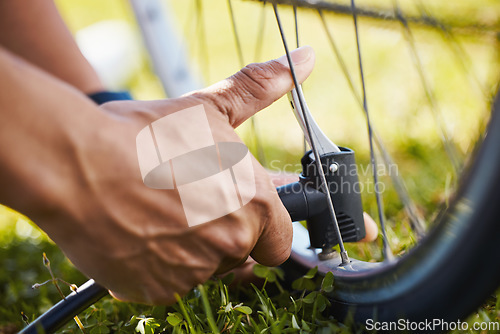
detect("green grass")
(1, 0), (500, 332)
(0, 216), (498, 333)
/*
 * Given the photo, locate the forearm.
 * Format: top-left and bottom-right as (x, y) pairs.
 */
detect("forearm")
(0, 46), (105, 222)
(0, 0), (103, 93)
(0, 46), (311, 304)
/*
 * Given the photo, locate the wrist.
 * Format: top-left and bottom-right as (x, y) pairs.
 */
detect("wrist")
(87, 91), (133, 105)
(0, 47), (113, 226)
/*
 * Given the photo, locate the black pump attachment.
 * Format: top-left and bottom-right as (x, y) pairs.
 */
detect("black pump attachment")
(277, 147), (366, 249)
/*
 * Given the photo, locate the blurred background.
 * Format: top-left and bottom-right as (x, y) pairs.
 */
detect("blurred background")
(1, 0), (499, 328)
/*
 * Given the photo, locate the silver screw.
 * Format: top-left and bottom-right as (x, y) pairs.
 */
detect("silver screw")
(329, 163), (339, 173)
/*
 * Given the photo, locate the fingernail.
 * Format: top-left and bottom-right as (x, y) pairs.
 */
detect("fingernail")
(276, 46), (313, 67)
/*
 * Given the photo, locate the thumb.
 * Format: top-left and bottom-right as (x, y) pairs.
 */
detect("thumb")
(190, 46), (315, 128)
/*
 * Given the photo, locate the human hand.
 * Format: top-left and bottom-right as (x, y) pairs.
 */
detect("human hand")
(39, 46), (316, 304)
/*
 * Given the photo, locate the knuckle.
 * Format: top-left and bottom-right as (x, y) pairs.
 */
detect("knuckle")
(226, 223), (255, 257)
(241, 62), (277, 81)
(189, 90), (233, 123)
(187, 60), (286, 126)
(237, 62), (281, 100)
(211, 216), (257, 260)
(252, 187), (276, 219)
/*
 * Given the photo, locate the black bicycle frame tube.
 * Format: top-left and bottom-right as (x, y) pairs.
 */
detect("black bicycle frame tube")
(20, 280), (108, 334)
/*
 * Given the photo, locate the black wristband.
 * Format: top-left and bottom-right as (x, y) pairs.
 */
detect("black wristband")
(87, 91), (133, 105)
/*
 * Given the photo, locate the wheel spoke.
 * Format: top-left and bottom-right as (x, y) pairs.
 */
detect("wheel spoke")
(195, 0), (210, 82)
(227, 0), (267, 165)
(292, 4), (309, 153)
(373, 132), (426, 237)
(293, 4), (300, 48)
(415, 1), (492, 125)
(273, 3), (350, 264)
(227, 0), (245, 67)
(318, 9), (426, 238)
(350, 0), (393, 260)
(253, 2), (267, 62)
(393, 0), (462, 175)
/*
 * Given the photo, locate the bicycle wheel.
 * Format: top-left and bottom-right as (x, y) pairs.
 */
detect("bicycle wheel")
(256, 0), (500, 325)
